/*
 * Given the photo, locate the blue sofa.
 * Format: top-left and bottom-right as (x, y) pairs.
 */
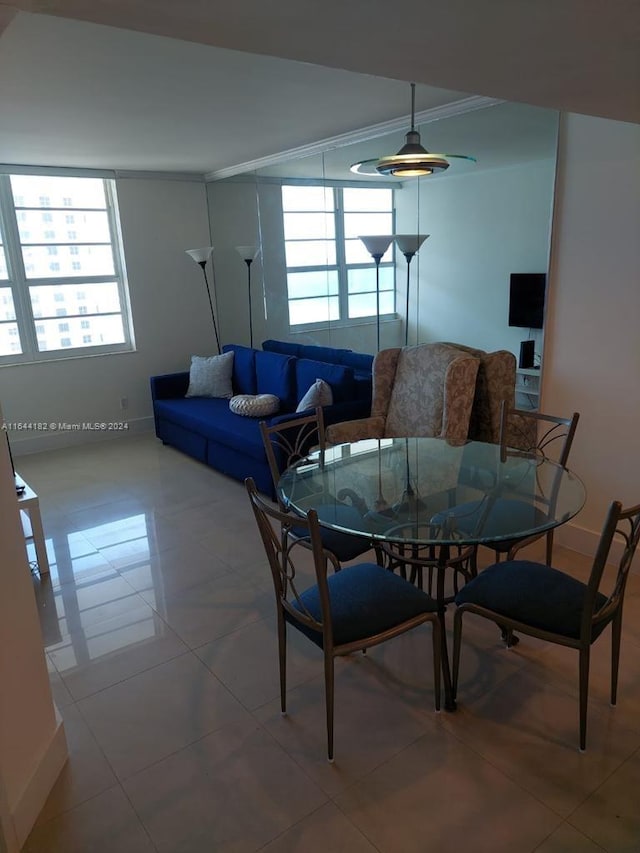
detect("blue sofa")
(150, 344), (371, 497)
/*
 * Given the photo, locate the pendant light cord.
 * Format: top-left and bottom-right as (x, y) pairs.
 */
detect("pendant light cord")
(410, 82), (416, 132)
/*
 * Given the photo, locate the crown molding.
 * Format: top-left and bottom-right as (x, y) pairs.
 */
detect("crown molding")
(206, 95), (502, 181)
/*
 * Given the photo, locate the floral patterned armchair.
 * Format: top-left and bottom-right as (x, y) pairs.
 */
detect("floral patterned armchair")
(326, 342), (480, 445)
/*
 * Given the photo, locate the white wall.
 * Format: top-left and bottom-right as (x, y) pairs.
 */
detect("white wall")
(543, 113), (640, 545)
(2, 175), (212, 454)
(0, 402), (67, 850)
(395, 160), (555, 358)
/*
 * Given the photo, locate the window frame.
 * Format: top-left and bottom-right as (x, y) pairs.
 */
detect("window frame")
(281, 180), (396, 331)
(0, 170), (134, 365)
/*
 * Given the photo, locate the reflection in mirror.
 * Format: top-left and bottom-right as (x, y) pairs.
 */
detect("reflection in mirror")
(207, 100), (559, 402)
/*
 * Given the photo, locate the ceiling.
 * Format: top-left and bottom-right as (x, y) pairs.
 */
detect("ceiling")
(0, 2), (637, 176)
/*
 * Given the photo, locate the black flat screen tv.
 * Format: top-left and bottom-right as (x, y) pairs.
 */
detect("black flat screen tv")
(508, 273), (546, 329)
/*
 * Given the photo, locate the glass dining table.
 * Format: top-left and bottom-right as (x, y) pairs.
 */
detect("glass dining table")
(278, 436), (586, 710)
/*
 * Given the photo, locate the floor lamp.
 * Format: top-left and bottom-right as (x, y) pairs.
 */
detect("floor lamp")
(358, 235), (394, 352)
(395, 234), (429, 347)
(235, 245), (259, 349)
(186, 247), (221, 353)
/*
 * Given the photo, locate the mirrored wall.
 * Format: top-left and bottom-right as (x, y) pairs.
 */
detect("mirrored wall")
(207, 100), (559, 377)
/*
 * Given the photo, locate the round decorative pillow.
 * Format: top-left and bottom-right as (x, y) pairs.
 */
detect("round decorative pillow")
(229, 394), (280, 418)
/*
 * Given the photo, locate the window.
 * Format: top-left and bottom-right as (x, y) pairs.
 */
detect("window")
(0, 173), (133, 363)
(282, 185), (394, 327)
(58, 322), (69, 332)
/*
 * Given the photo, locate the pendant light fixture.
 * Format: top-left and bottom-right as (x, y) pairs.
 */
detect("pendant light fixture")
(350, 83), (475, 177)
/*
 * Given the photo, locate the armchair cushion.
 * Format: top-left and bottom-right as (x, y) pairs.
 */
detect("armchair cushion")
(384, 343), (479, 441)
(327, 416), (386, 444)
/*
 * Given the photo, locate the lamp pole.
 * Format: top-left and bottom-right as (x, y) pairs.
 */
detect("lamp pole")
(395, 235), (429, 347)
(358, 235), (394, 352)
(235, 246), (259, 349)
(186, 247), (221, 353)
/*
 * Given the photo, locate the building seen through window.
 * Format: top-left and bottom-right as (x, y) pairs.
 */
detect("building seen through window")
(0, 173), (133, 362)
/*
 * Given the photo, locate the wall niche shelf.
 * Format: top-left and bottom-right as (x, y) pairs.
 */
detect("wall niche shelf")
(515, 367), (540, 410)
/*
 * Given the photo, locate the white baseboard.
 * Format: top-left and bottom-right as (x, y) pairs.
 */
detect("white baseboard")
(555, 519), (635, 574)
(11, 416), (155, 456)
(11, 711), (68, 847)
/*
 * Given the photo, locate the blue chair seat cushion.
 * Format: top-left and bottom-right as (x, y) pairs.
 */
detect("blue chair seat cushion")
(432, 498), (551, 546)
(288, 562), (438, 648)
(290, 503), (372, 562)
(455, 560), (608, 639)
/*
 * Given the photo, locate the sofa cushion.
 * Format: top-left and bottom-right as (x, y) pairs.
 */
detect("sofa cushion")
(296, 378), (333, 412)
(223, 344), (257, 395)
(255, 350), (296, 410)
(296, 358), (354, 405)
(337, 350), (374, 374)
(298, 344), (351, 365)
(154, 397), (268, 461)
(261, 339), (302, 357)
(185, 352), (234, 398)
(230, 394), (280, 418)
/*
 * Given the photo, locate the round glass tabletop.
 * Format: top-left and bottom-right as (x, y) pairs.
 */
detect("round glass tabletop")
(278, 437), (586, 546)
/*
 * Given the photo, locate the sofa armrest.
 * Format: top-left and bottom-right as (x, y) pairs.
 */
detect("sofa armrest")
(326, 416), (386, 444)
(150, 372), (189, 401)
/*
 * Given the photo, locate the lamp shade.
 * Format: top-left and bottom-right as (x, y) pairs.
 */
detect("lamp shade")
(376, 151), (449, 177)
(359, 235), (394, 258)
(395, 234), (430, 256)
(186, 247), (214, 264)
(350, 84), (475, 178)
(235, 245), (259, 261)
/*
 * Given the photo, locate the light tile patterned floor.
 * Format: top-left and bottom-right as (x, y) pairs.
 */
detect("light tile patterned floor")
(17, 434), (640, 852)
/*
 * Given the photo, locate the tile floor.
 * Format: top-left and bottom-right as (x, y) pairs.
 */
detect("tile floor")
(16, 433), (640, 852)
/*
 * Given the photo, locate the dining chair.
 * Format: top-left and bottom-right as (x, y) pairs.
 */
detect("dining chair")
(245, 477), (442, 761)
(260, 407), (378, 570)
(452, 499), (640, 750)
(492, 403), (580, 564)
(432, 403), (580, 571)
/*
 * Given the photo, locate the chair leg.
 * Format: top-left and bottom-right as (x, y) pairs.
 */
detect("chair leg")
(452, 609), (463, 701)
(324, 653), (335, 762)
(277, 610), (287, 715)
(432, 618), (442, 711)
(500, 627), (519, 647)
(611, 610), (623, 706)
(545, 530), (554, 566)
(579, 647), (590, 751)
(469, 545), (478, 578)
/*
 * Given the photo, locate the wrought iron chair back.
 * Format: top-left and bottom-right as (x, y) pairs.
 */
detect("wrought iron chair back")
(495, 402), (580, 564)
(453, 499), (640, 750)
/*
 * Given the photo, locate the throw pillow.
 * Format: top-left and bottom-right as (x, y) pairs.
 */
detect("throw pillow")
(296, 378), (333, 413)
(185, 351), (234, 398)
(229, 394), (280, 418)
